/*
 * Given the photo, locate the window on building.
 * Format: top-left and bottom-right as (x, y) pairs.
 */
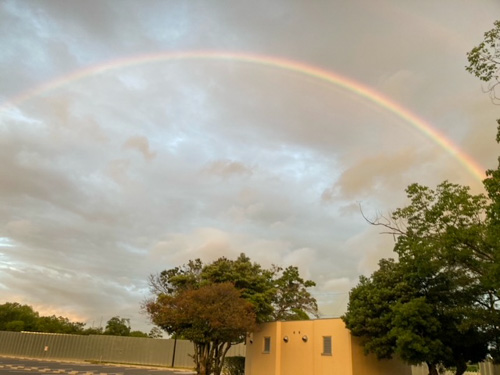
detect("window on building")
(322, 336), (332, 355)
(263, 337), (271, 353)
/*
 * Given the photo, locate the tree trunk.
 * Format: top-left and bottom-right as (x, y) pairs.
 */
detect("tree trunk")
(455, 360), (467, 375)
(426, 362), (439, 375)
(199, 361), (207, 375)
(192, 342), (201, 375)
(194, 340), (233, 375)
(200, 343), (212, 375)
(194, 342), (211, 375)
(212, 342), (232, 375)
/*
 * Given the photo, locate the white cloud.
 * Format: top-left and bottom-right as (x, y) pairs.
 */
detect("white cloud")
(0, 0), (498, 332)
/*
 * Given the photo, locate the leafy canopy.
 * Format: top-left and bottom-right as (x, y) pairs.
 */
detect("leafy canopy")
(104, 316), (131, 336)
(344, 181), (492, 375)
(345, 18), (500, 375)
(146, 253), (318, 375)
(147, 282), (256, 375)
(466, 20), (500, 104)
(0, 302), (149, 337)
(148, 253), (318, 323)
(0, 302), (84, 334)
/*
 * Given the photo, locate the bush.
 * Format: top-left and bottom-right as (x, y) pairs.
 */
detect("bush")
(223, 356), (245, 375)
(467, 364), (479, 372)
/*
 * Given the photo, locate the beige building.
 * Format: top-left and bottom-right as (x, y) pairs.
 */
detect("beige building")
(245, 318), (411, 375)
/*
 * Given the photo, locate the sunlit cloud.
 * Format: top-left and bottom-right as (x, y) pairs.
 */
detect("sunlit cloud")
(0, 0), (498, 331)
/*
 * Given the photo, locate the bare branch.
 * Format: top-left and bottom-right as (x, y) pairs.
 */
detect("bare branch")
(359, 203), (406, 240)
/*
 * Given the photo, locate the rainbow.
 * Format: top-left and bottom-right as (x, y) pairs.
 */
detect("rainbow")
(0, 51), (486, 180)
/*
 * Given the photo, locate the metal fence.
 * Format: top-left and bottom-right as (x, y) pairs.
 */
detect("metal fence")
(0, 331), (246, 368)
(411, 363), (500, 375)
(479, 362), (500, 375)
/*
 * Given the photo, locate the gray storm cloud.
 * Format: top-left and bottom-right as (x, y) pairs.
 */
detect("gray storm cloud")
(0, 0), (499, 331)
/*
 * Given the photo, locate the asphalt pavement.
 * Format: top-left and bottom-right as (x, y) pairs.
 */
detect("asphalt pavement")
(0, 356), (196, 375)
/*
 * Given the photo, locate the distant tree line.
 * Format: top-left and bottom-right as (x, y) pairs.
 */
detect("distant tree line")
(0, 302), (161, 338)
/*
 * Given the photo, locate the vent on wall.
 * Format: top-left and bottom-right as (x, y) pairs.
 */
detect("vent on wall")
(322, 336), (332, 355)
(264, 337), (271, 353)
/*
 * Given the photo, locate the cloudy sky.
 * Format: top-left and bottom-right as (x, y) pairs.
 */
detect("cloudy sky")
(1, 1), (499, 332)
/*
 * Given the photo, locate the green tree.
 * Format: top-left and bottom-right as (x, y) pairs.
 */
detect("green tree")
(343, 259), (412, 360)
(148, 326), (163, 338)
(466, 18), (500, 361)
(130, 330), (149, 338)
(344, 182), (492, 375)
(0, 302), (39, 331)
(483, 162), (500, 360)
(345, 19), (500, 372)
(148, 253), (317, 323)
(466, 20), (500, 105)
(149, 258), (205, 296)
(5, 320), (27, 332)
(0, 302), (107, 336)
(200, 254), (276, 322)
(145, 254), (317, 375)
(392, 182), (499, 365)
(36, 315), (85, 334)
(104, 316), (131, 336)
(146, 282), (256, 375)
(82, 326), (103, 335)
(344, 256), (488, 375)
(271, 265), (318, 320)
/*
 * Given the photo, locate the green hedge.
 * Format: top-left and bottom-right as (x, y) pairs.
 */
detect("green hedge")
(223, 356), (245, 375)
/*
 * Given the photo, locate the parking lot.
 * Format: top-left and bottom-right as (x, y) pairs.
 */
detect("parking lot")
(0, 356), (196, 375)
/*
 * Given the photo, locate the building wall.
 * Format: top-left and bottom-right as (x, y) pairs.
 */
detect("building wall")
(245, 322), (280, 375)
(245, 318), (411, 375)
(312, 319), (353, 375)
(350, 336), (411, 375)
(279, 320), (314, 375)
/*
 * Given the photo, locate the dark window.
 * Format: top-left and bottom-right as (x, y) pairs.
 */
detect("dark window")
(264, 337), (271, 353)
(322, 336), (332, 355)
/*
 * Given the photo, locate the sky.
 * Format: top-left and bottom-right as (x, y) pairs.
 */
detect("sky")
(1, 1), (499, 333)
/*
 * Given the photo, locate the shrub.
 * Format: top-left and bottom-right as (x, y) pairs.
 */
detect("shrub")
(223, 356), (245, 375)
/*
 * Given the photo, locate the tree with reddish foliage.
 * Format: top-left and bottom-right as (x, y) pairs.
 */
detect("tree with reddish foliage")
(146, 282), (256, 375)
(148, 253), (318, 324)
(145, 254), (317, 374)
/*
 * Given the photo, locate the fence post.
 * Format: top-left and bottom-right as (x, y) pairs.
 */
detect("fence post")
(171, 336), (177, 368)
